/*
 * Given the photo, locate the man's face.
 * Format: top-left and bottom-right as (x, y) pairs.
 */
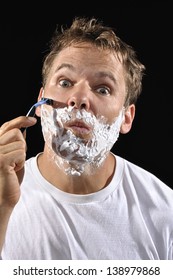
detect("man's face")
(44, 43), (127, 124)
(37, 43), (128, 175)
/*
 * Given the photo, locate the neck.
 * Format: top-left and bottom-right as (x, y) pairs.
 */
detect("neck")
(37, 148), (116, 194)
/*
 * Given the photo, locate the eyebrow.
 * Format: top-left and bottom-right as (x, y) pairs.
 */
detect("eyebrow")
(54, 63), (75, 73)
(94, 71), (116, 84)
(54, 64), (116, 84)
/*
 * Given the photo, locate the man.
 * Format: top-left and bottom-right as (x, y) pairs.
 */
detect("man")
(0, 17), (172, 259)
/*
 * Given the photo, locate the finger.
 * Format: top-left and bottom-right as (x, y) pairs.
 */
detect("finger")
(0, 149), (26, 173)
(0, 140), (26, 155)
(0, 116), (37, 136)
(0, 128), (26, 145)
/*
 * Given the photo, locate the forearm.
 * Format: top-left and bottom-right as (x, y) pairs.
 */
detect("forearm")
(0, 205), (14, 254)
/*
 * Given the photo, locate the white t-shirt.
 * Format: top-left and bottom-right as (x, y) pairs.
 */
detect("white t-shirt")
(1, 153), (173, 260)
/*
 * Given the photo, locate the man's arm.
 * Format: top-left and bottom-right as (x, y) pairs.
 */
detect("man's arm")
(0, 116), (36, 255)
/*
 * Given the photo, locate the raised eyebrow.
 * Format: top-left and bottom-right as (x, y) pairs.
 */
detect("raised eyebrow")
(95, 71), (116, 84)
(54, 65), (116, 84)
(54, 63), (75, 73)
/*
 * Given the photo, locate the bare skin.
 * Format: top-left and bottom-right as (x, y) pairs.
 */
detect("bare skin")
(0, 43), (135, 253)
(0, 116), (37, 251)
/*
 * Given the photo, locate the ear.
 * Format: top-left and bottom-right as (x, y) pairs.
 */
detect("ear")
(120, 104), (135, 134)
(35, 87), (44, 117)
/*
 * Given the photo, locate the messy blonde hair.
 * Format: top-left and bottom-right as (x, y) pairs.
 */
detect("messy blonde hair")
(42, 17), (145, 106)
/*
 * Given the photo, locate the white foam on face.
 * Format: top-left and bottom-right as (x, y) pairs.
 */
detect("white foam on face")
(41, 105), (124, 176)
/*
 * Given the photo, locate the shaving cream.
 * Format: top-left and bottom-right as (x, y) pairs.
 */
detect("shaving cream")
(40, 106), (124, 176)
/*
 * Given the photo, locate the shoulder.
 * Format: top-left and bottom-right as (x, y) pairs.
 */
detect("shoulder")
(114, 153), (173, 206)
(24, 153), (41, 170)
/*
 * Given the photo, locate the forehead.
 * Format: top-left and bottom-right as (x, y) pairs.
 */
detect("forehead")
(49, 43), (124, 75)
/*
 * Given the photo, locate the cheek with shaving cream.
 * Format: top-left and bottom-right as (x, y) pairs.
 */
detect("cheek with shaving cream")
(41, 106), (124, 169)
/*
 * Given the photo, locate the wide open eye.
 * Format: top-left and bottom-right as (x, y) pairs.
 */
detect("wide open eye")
(59, 79), (72, 88)
(96, 86), (110, 96)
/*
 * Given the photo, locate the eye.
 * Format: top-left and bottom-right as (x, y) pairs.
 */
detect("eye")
(96, 87), (110, 96)
(59, 79), (72, 88)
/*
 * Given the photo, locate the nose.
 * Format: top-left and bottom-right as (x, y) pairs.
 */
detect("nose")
(67, 92), (90, 110)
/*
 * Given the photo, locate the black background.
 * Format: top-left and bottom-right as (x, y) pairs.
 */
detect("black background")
(0, 2), (172, 187)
